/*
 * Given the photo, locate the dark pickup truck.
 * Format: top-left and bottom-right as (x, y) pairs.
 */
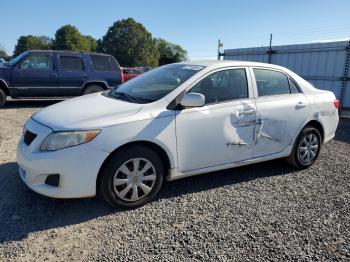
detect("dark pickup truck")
(0, 50), (122, 107)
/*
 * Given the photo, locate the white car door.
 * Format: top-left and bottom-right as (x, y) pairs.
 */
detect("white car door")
(175, 68), (257, 172)
(251, 68), (310, 158)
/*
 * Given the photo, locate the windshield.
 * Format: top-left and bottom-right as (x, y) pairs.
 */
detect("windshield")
(109, 64), (205, 103)
(8, 52), (28, 67)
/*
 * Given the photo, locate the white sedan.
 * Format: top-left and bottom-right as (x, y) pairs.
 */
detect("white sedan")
(17, 61), (339, 207)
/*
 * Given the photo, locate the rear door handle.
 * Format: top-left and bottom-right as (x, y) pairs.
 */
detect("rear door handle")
(49, 73), (57, 77)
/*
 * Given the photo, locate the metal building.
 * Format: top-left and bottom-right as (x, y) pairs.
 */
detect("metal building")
(224, 41), (350, 110)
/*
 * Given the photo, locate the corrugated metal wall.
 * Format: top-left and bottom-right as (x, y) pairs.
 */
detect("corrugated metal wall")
(224, 41), (350, 109)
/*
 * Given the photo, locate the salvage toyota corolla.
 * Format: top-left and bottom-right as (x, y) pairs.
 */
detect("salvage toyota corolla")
(17, 61), (339, 207)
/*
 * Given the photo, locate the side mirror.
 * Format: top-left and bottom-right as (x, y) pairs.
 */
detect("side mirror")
(180, 92), (205, 108)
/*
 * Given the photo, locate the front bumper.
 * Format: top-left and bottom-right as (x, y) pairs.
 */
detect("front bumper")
(16, 118), (109, 199)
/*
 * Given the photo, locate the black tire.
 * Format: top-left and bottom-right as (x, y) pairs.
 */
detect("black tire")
(83, 85), (105, 95)
(286, 126), (322, 169)
(99, 145), (165, 208)
(0, 89), (6, 108)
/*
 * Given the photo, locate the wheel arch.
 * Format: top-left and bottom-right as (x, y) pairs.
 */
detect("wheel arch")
(304, 119), (325, 142)
(96, 140), (171, 192)
(0, 79), (9, 95)
(82, 81), (108, 94)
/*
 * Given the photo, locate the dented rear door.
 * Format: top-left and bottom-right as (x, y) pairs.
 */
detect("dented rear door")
(251, 68), (309, 157)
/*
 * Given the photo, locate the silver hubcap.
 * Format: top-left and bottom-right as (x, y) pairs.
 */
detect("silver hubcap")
(298, 133), (319, 164)
(113, 158), (156, 202)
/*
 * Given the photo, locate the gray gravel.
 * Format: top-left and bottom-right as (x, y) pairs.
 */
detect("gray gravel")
(0, 100), (349, 261)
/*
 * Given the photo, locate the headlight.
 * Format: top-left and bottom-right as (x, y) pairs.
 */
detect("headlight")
(40, 130), (100, 151)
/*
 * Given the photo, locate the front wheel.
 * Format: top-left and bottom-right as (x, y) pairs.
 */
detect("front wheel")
(99, 146), (165, 208)
(83, 85), (104, 95)
(0, 89), (6, 108)
(286, 126), (322, 169)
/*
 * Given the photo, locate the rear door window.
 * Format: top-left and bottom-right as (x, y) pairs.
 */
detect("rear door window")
(289, 79), (300, 93)
(253, 69), (290, 96)
(90, 55), (114, 71)
(60, 56), (83, 71)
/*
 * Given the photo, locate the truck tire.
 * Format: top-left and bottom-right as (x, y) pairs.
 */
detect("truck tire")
(83, 85), (105, 95)
(0, 89), (6, 108)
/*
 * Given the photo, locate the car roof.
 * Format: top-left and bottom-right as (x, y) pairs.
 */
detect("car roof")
(177, 60), (288, 71)
(27, 50), (111, 56)
(122, 67), (142, 70)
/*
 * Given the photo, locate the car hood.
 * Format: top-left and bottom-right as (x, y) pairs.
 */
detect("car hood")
(32, 92), (143, 130)
(0, 65), (11, 73)
(0, 64), (11, 68)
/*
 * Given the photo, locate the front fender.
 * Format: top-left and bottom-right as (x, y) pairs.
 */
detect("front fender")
(89, 114), (177, 169)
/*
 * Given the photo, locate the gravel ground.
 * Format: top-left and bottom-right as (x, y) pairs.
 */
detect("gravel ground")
(0, 100), (349, 261)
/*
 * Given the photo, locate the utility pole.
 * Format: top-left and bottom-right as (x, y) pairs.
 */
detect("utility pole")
(267, 33), (273, 63)
(339, 37), (350, 112)
(217, 39), (224, 60)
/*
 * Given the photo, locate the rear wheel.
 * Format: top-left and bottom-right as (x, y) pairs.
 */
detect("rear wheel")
(0, 89), (6, 108)
(286, 126), (322, 168)
(99, 146), (165, 208)
(83, 85), (104, 95)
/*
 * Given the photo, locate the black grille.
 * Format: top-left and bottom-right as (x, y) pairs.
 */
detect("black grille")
(24, 130), (37, 146)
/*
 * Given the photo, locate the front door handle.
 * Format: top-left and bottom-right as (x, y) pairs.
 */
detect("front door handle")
(296, 101), (307, 109)
(238, 110), (256, 116)
(49, 73), (57, 77)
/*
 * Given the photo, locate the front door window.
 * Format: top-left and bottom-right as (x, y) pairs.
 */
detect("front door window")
(19, 54), (53, 70)
(190, 69), (248, 104)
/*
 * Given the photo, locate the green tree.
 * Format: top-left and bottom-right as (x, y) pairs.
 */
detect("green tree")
(53, 25), (92, 51)
(99, 18), (159, 67)
(39, 36), (53, 47)
(13, 35), (52, 56)
(155, 38), (188, 65)
(0, 46), (8, 60)
(84, 35), (98, 52)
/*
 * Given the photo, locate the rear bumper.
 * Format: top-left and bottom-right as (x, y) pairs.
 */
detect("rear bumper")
(321, 110), (339, 143)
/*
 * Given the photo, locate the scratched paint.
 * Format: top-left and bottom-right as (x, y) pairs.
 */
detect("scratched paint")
(223, 112), (255, 150)
(258, 119), (289, 143)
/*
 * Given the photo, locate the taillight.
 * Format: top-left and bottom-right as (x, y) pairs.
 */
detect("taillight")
(120, 71), (125, 83)
(334, 99), (340, 109)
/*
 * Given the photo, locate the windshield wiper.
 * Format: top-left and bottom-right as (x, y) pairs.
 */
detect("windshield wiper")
(113, 91), (138, 102)
(111, 91), (155, 103)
